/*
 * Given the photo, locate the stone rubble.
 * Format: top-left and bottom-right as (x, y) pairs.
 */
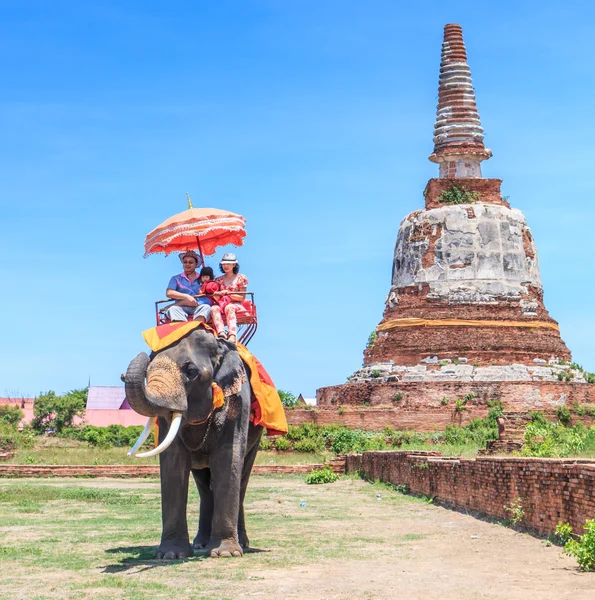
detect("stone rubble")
(350, 361), (588, 384)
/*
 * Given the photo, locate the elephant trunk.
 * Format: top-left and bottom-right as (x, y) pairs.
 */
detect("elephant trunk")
(145, 354), (188, 414)
(125, 353), (188, 417)
(125, 353), (155, 417)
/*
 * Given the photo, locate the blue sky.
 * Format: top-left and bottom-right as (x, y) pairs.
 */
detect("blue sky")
(1, 1), (594, 398)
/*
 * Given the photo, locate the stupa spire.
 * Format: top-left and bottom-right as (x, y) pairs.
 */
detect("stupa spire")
(429, 23), (492, 178)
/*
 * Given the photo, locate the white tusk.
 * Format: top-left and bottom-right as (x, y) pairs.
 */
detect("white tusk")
(127, 417), (157, 456)
(135, 412), (183, 459)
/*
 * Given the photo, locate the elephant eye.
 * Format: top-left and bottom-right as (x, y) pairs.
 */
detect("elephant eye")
(181, 363), (200, 381)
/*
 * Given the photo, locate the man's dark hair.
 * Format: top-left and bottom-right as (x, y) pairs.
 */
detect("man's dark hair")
(199, 266), (215, 279)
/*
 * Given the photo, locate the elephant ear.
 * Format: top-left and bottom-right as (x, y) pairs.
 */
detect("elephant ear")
(213, 342), (247, 399)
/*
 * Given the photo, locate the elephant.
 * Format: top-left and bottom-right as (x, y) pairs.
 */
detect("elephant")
(124, 328), (264, 559)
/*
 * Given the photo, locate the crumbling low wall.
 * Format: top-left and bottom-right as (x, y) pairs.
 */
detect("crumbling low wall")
(345, 451), (595, 535)
(0, 459), (345, 478)
(286, 406), (489, 431)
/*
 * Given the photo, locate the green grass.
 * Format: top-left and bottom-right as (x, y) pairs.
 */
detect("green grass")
(0, 475), (432, 599)
(6, 444), (329, 466)
(7, 445), (160, 465)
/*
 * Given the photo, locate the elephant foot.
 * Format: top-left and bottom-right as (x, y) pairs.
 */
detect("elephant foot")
(192, 531), (210, 550)
(156, 541), (194, 560)
(208, 538), (243, 558)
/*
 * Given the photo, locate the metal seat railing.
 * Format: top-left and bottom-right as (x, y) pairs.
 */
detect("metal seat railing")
(154, 292), (258, 346)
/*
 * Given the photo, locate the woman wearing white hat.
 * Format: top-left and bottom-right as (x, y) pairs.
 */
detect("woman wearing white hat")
(211, 253), (248, 344)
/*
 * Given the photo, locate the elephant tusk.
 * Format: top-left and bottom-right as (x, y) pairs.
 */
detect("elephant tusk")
(135, 412), (183, 459)
(127, 417), (157, 456)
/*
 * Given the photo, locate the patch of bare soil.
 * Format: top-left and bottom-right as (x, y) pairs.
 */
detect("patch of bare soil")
(241, 478), (594, 600)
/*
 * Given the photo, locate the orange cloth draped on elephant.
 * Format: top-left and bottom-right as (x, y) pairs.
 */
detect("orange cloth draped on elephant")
(142, 321), (288, 436)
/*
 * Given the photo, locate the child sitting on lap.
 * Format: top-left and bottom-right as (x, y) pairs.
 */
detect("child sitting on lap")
(197, 267), (221, 306)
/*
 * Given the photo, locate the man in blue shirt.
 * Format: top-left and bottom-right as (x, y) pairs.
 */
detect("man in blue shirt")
(165, 251), (211, 323)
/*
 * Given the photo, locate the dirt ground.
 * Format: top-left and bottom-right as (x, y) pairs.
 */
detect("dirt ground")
(240, 479), (595, 600)
(1, 476), (594, 599)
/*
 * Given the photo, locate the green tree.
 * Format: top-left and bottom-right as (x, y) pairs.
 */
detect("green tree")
(278, 389), (299, 409)
(0, 405), (24, 428)
(31, 388), (88, 434)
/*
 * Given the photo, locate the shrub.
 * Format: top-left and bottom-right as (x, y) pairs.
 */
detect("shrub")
(522, 420), (595, 458)
(0, 423), (35, 452)
(305, 465), (338, 484)
(293, 438), (320, 453)
(274, 437), (290, 451)
(438, 185), (480, 204)
(555, 522), (573, 544)
(278, 390), (299, 409)
(259, 435), (273, 451)
(0, 423), (20, 452)
(366, 331), (377, 349)
(559, 520), (595, 571)
(371, 370), (381, 378)
(392, 393), (404, 402)
(323, 428), (386, 454)
(285, 425), (306, 441)
(454, 398), (467, 412)
(443, 405), (502, 447)
(529, 411), (548, 426)
(557, 405), (572, 425)
(504, 497), (525, 527)
(558, 371), (574, 382)
(60, 425), (153, 448)
(0, 405), (24, 428)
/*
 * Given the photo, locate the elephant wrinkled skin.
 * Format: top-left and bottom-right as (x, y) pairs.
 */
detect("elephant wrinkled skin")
(125, 329), (263, 559)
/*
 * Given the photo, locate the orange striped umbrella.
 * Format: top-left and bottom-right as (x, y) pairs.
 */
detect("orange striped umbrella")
(144, 196), (246, 262)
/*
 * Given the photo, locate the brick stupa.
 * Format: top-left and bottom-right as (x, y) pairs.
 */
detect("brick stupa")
(315, 24), (594, 427)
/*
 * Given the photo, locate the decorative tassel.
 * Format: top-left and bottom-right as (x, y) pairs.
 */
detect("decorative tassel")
(212, 382), (225, 409)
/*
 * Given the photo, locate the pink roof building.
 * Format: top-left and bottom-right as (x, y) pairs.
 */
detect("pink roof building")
(84, 386), (147, 426)
(0, 388), (147, 428)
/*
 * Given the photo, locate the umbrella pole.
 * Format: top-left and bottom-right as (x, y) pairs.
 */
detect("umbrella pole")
(195, 235), (205, 267)
(187, 193), (205, 266)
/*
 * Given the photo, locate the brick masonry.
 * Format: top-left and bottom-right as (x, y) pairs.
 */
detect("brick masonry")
(345, 450), (595, 536)
(424, 178), (507, 209)
(316, 380), (595, 409)
(0, 459), (346, 478)
(287, 405), (490, 431)
(287, 404), (595, 433)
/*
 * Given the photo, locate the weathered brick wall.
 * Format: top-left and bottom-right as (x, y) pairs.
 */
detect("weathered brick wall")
(423, 178), (507, 209)
(0, 465), (160, 478)
(317, 380), (595, 411)
(0, 460), (346, 478)
(287, 406), (490, 431)
(345, 451), (595, 535)
(366, 324), (569, 366)
(287, 405), (595, 433)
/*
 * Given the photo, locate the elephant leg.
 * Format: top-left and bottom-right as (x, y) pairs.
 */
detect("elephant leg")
(207, 441), (245, 558)
(238, 425), (263, 549)
(156, 417), (194, 559)
(191, 467), (213, 549)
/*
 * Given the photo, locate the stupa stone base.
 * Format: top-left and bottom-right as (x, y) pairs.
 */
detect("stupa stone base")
(287, 397), (595, 433)
(316, 378), (595, 412)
